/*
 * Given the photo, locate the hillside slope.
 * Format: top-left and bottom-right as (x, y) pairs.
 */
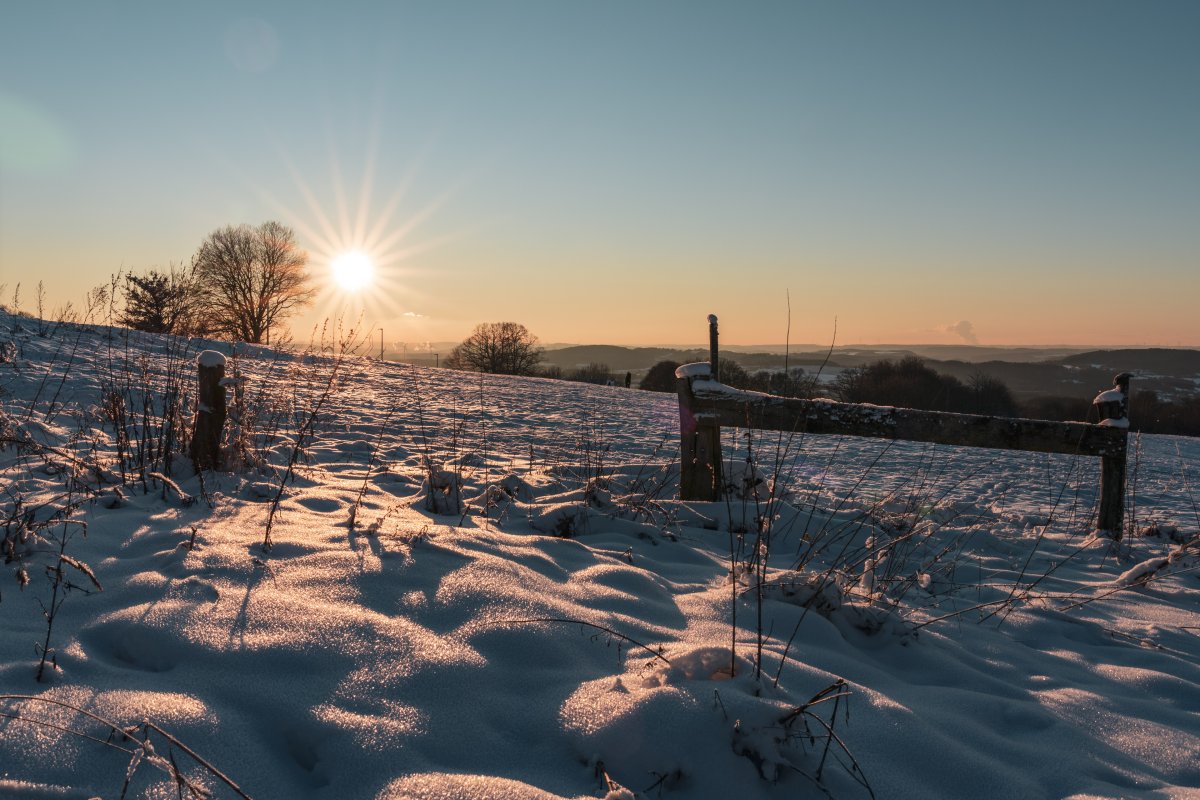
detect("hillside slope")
(2, 313), (1198, 799)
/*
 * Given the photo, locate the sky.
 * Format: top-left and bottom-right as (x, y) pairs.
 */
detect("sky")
(2, 1), (1198, 348)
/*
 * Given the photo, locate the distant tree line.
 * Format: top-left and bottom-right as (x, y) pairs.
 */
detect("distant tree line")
(832, 356), (1019, 416)
(538, 362), (618, 385)
(117, 221), (313, 344)
(638, 359), (816, 397)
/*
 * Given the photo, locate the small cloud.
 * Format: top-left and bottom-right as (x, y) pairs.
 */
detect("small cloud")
(403, 311), (425, 319)
(943, 320), (979, 345)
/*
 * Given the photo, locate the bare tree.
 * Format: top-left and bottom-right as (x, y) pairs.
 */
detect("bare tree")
(119, 265), (198, 334)
(444, 322), (543, 375)
(192, 221), (314, 344)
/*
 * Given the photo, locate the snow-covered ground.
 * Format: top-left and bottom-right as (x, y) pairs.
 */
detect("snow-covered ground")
(2, 312), (1199, 800)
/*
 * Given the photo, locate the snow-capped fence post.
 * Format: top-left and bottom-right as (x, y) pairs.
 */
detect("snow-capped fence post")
(1095, 372), (1133, 538)
(189, 350), (227, 471)
(676, 362), (722, 501)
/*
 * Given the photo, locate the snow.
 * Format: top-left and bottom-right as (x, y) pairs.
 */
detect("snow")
(674, 362), (711, 379)
(2, 311), (1200, 799)
(692, 378), (776, 400)
(197, 350), (227, 368)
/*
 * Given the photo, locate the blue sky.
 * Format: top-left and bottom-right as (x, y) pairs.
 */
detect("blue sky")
(2, 1), (1198, 346)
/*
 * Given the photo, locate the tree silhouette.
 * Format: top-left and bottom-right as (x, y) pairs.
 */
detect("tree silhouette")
(119, 265), (198, 335)
(444, 322), (543, 375)
(192, 221), (314, 343)
(639, 360), (682, 392)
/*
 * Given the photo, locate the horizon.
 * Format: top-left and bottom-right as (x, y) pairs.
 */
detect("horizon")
(3, 2), (1198, 348)
(538, 341), (1199, 352)
(389, 338), (1200, 356)
(3, 300), (1198, 355)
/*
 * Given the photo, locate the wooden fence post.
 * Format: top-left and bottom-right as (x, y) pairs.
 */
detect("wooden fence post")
(708, 314), (719, 380)
(1095, 372), (1132, 537)
(190, 350), (227, 471)
(676, 314), (723, 501)
(677, 363), (722, 501)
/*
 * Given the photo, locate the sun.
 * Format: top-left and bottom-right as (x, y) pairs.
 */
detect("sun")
(330, 250), (374, 291)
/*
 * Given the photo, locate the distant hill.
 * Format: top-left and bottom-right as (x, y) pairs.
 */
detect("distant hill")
(1054, 348), (1200, 374)
(540, 343), (1110, 367)
(916, 349), (1200, 401)
(545, 343), (1098, 362)
(393, 338), (1199, 401)
(832, 345), (1093, 363)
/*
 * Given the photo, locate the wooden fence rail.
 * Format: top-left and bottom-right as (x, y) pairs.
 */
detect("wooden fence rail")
(676, 317), (1132, 536)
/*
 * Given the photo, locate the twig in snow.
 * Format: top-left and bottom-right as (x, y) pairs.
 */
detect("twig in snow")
(485, 617), (671, 666)
(0, 694), (253, 799)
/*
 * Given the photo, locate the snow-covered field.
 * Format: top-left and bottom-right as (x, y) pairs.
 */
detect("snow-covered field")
(2, 313), (1199, 800)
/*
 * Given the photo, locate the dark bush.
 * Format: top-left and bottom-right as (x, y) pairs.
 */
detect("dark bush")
(967, 373), (1020, 417)
(120, 266), (199, 335)
(565, 363), (613, 385)
(639, 360), (682, 392)
(748, 367), (816, 398)
(1018, 395), (1091, 423)
(716, 359), (752, 389)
